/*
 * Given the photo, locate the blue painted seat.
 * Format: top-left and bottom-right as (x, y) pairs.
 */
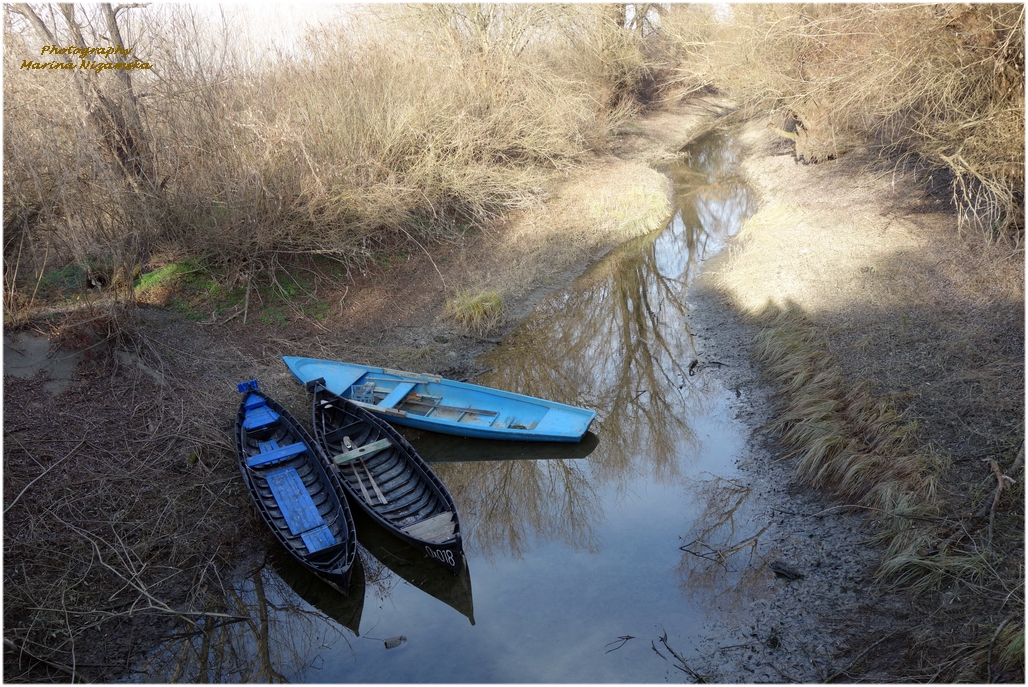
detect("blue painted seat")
(247, 441), (307, 468)
(265, 468), (336, 553)
(243, 394), (266, 411)
(243, 407), (280, 431)
(378, 382), (416, 409)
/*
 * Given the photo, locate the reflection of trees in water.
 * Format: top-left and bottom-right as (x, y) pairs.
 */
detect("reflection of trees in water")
(436, 457), (599, 558)
(140, 559), (362, 682)
(676, 476), (770, 620)
(463, 131), (757, 561)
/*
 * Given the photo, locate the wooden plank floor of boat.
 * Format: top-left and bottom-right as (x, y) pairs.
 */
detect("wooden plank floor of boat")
(402, 512), (455, 544)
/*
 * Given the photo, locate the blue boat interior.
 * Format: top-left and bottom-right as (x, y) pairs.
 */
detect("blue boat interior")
(345, 374), (549, 430)
(240, 390), (335, 554)
(265, 468), (336, 553)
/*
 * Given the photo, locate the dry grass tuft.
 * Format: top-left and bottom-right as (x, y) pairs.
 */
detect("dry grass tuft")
(446, 289), (504, 334)
(753, 306), (942, 521)
(747, 302), (1023, 681)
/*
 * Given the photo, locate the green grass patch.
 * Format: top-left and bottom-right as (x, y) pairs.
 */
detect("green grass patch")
(152, 262), (335, 328)
(135, 261), (201, 295)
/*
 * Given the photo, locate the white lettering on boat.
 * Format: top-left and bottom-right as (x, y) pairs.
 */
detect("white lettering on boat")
(425, 546), (455, 568)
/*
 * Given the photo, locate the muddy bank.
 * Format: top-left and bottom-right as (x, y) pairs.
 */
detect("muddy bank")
(683, 285), (917, 681)
(684, 119), (1023, 681)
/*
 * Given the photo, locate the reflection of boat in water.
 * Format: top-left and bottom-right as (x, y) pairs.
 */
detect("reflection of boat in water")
(269, 549), (366, 636)
(353, 507), (476, 626)
(405, 429), (600, 463)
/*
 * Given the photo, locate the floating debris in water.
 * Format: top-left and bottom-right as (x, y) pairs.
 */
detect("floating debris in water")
(383, 636), (407, 650)
(769, 561), (804, 580)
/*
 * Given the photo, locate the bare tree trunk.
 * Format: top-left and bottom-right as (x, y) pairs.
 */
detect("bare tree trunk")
(12, 2), (156, 190)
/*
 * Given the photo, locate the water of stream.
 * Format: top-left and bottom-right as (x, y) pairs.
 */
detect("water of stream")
(139, 129), (766, 682)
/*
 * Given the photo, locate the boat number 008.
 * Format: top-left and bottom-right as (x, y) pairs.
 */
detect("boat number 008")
(425, 546), (454, 567)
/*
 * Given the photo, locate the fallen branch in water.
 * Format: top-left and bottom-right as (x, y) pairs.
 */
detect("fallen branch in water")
(653, 626), (707, 683)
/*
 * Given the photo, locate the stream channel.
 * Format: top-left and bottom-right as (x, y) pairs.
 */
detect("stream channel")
(140, 129), (769, 682)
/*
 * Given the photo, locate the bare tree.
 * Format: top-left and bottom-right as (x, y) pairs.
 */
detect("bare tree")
(10, 3), (156, 190)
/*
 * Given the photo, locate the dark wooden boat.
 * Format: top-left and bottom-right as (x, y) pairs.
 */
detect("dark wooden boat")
(305, 378), (466, 575)
(235, 380), (358, 593)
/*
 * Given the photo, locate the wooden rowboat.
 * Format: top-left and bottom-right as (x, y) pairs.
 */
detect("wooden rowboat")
(234, 380), (358, 593)
(283, 356), (597, 443)
(306, 379), (465, 575)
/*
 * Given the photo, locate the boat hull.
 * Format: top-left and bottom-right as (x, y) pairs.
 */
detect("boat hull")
(283, 357), (596, 442)
(234, 381), (358, 592)
(308, 381), (465, 575)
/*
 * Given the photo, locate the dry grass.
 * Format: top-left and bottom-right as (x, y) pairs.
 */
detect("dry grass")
(662, 3), (1025, 239)
(752, 306), (941, 518)
(3, 4), (657, 327)
(747, 302), (1023, 680)
(446, 289), (504, 334)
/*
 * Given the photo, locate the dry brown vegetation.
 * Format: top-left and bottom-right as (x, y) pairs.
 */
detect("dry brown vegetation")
(3, 2), (1024, 682)
(3, 3), (655, 325)
(662, 3), (1024, 239)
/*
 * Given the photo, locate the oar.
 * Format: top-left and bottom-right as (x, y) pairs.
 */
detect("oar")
(343, 436), (388, 505)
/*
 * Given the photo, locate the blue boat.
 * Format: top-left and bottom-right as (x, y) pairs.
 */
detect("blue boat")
(282, 357), (597, 443)
(234, 380), (359, 594)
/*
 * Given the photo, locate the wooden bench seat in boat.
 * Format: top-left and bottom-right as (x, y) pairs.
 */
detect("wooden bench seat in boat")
(331, 437), (392, 465)
(402, 511), (456, 544)
(242, 406), (280, 431)
(247, 441), (307, 468)
(265, 467), (336, 553)
(243, 394), (266, 411)
(377, 382), (417, 409)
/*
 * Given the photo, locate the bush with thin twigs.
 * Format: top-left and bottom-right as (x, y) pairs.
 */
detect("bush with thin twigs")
(4, 4), (656, 325)
(662, 3), (1025, 239)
